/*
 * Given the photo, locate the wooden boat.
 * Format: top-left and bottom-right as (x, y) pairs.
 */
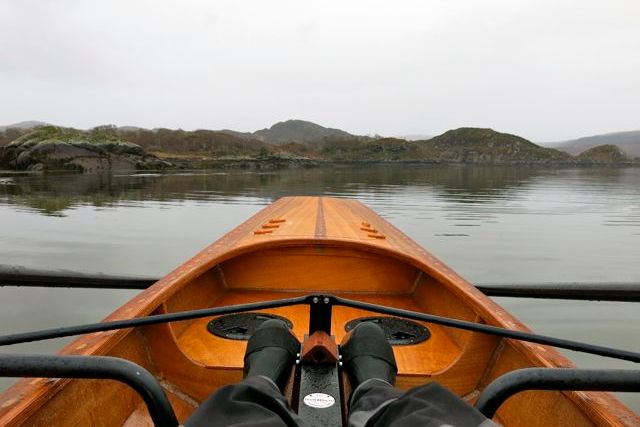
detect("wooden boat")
(0, 196), (637, 426)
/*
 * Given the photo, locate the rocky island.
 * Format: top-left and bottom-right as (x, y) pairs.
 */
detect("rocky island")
(1, 126), (170, 172)
(0, 120), (637, 172)
(576, 144), (632, 164)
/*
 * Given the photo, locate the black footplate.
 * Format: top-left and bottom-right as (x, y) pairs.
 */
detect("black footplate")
(345, 316), (430, 345)
(207, 313), (293, 340)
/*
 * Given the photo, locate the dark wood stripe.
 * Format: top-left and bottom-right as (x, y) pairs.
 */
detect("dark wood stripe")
(314, 197), (326, 238)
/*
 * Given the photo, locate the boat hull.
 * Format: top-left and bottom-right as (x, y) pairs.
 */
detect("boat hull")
(0, 197), (636, 426)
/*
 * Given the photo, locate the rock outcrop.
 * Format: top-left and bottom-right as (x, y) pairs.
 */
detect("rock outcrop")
(576, 144), (632, 164)
(418, 128), (572, 164)
(1, 127), (171, 172)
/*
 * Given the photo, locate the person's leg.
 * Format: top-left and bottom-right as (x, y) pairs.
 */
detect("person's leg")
(352, 380), (495, 427)
(347, 378), (403, 427)
(185, 375), (301, 427)
(342, 322), (495, 427)
(185, 319), (303, 427)
(340, 322), (401, 427)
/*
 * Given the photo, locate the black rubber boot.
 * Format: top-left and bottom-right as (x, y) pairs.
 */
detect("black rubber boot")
(340, 322), (398, 390)
(243, 319), (300, 391)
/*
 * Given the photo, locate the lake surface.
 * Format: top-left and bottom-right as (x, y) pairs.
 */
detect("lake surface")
(1, 165), (639, 411)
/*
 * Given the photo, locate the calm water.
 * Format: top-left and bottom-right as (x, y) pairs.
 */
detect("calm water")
(1, 165), (639, 411)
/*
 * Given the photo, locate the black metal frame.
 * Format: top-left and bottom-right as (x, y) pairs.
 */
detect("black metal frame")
(475, 368), (640, 418)
(2, 268), (639, 302)
(476, 282), (640, 302)
(2, 294), (639, 363)
(308, 295), (333, 334)
(0, 354), (178, 427)
(0, 295), (308, 346)
(0, 268), (154, 289)
(2, 295), (639, 426)
(333, 296), (640, 363)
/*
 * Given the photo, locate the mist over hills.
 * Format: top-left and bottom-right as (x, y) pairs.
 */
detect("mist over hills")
(544, 130), (640, 157)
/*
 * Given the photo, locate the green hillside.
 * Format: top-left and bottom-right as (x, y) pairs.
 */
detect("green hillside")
(417, 128), (572, 163)
(254, 119), (354, 144)
(577, 144), (632, 164)
(2, 122), (636, 171)
(1, 126), (167, 172)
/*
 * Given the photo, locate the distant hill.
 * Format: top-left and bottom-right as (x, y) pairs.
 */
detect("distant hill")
(115, 127), (276, 158)
(0, 120), (49, 131)
(293, 128), (574, 164)
(253, 119), (355, 144)
(417, 128), (571, 163)
(576, 144), (632, 164)
(548, 130), (640, 157)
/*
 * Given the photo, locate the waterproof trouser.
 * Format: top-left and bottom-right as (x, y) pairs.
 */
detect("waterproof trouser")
(185, 376), (494, 427)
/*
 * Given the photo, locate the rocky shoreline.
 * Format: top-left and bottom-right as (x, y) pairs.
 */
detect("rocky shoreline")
(159, 157), (637, 171)
(2, 147), (636, 173)
(0, 125), (637, 173)
(0, 127), (171, 172)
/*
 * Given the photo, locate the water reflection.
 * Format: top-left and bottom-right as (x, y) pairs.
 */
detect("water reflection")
(0, 165), (563, 216)
(2, 166), (639, 237)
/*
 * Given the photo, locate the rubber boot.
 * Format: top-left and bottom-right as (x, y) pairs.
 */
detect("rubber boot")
(340, 322), (398, 390)
(243, 319), (300, 390)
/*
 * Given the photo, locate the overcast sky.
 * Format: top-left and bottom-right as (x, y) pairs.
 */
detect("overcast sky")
(1, 1), (638, 141)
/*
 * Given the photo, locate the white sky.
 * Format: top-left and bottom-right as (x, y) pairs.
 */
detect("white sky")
(1, 0), (638, 141)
